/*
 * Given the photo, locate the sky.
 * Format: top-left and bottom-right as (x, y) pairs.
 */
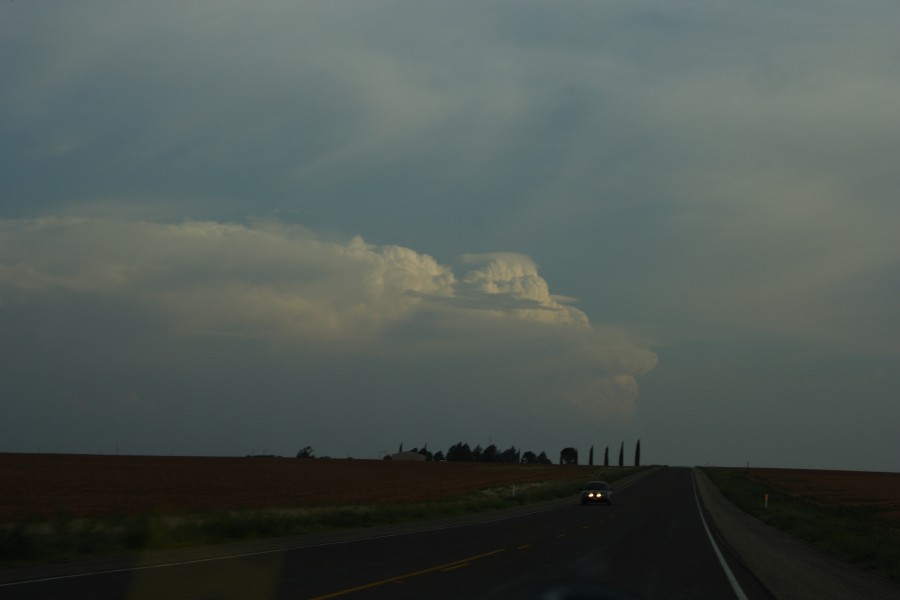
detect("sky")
(1, 1), (898, 471)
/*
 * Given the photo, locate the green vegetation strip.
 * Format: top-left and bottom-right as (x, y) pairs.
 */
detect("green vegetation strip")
(701, 468), (900, 582)
(1, 467), (646, 566)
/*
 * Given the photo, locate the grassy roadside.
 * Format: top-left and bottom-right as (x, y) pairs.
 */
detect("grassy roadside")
(701, 467), (900, 582)
(1, 466), (647, 566)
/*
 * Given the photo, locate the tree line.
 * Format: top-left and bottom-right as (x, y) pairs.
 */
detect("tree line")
(562, 439), (641, 467)
(389, 442), (552, 464)
(296, 439), (642, 465)
(384, 439), (642, 466)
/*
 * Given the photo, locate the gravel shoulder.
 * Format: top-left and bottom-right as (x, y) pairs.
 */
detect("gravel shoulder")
(694, 467), (900, 600)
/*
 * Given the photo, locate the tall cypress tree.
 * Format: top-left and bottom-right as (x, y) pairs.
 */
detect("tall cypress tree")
(618, 441), (624, 467)
(604, 446), (609, 467)
(589, 445), (594, 466)
(635, 439), (641, 467)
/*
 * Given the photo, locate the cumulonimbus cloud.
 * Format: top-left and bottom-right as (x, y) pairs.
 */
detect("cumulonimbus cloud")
(0, 216), (657, 416)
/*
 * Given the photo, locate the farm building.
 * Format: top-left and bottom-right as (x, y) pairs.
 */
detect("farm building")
(388, 451), (426, 461)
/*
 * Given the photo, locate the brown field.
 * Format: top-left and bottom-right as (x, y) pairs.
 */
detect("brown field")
(748, 467), (900, 523)
(0, 453), (593, 521)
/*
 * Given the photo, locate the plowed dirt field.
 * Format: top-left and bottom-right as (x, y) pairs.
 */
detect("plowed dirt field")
(748, 467), (900, 522)
(0, 453), (589, 520)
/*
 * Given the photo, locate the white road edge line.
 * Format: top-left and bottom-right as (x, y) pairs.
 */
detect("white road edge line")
(692, 468), (749, 600)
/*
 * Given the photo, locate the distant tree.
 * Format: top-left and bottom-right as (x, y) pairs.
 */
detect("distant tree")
(433, 450), (445, 462)
(472, 445), (484, 462)
(482, 444), (499, 462)
(447, 442), (472, 462)
(537, 451), (552, 464)
(618, 442), (624, 467)
(296, 446), (314, 459)
(604, 446), (609, 467)
(521, 450), (537, 464)
(635, 439), (641, 467)
(399, 442), (403, 453)
(501, 446), (519, 463)
(446, 442), (460, 461)
(560, 447), (578, 465)
(589, 445), (594, 466)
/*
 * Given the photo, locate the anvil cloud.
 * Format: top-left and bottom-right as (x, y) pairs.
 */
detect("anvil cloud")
(0, 217), (656, 456)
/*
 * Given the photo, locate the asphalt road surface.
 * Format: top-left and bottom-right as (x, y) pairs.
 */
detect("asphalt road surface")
(2, 467), (774, 600)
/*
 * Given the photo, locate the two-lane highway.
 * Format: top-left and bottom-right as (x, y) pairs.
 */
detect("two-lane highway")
(2, 467), (774, 599)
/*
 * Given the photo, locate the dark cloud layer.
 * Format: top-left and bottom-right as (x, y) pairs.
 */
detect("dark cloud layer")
(1, 1), (898, 469)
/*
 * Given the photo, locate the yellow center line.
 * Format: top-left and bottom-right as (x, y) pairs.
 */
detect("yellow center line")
(441, 564), (470, 572)
(516, 544), (532, 550)
(308, 548), (507, 599)
(556, 533), (567, 538)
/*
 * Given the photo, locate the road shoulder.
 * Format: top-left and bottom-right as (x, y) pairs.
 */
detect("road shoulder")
(694, 467), (900, 600)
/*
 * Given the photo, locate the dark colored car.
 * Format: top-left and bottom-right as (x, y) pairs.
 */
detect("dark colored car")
(580, 481), (612, 505)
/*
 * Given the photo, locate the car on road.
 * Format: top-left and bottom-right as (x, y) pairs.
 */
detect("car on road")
(580, 481), (612, 505)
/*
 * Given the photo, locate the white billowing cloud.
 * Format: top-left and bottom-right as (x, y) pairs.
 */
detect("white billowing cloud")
(0, 216), (657, 417)
(457, 253), (589, 326)
(0, 217), (455, 341)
